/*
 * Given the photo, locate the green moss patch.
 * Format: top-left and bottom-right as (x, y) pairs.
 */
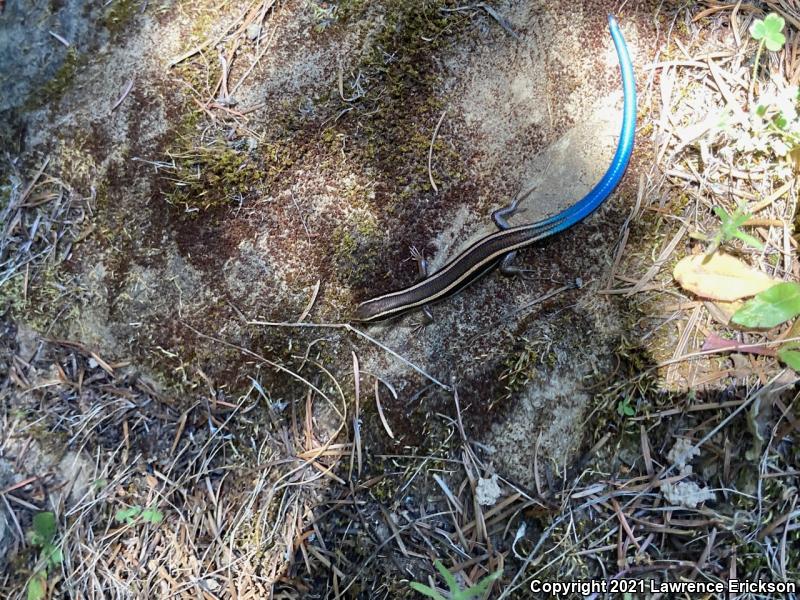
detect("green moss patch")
(102, 0), (143, 35)
(163, 142), (262, 215)
(26, 48), (86, 109)
(330, 0), (469, 202)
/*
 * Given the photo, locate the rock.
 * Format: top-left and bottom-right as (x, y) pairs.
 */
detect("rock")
(475, 474), (502, 507)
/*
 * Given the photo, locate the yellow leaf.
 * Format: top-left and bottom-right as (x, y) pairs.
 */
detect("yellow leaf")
(673, 253), (777, 301)
(790, 146), (800, 174)
(703, 300), (744, 325)
(781, 317), (800, 342)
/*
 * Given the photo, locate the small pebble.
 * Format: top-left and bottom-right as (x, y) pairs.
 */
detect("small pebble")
(246, 23), (261, 41)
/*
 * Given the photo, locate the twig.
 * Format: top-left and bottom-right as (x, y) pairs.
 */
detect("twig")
(167, 0), (261, 67)
(297, 280), (321, 322)
(374, 380), (395, 439)
(110, 79), (134, 113)
(350, 352), (362, 479)
(48, 31), (70, 47)
(441, 4), (520, 39)
(247, 320), (451, 390)
(749, 38), (765, 107)
(428, 108), (447, 194)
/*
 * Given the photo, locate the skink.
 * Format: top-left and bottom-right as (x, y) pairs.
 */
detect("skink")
(355, 15), (636, 323)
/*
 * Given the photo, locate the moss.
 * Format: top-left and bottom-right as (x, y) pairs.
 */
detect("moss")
(159, 81), (300, 218)
(0, 265), (78, 333)
(102, 0), (141, 35)
(26, 48), (86, 109)
(169, 1), (239, 95)
(55, 134), (100, 191)
(499, 338), (541, 400)
(174, 60), (222, 98)
(178, 0), (221, 46)
(0, 275), (28, 317)
(637, 122), (654, 138)
(332, 209), (382, 284)
(584, 335), (664, 443)
(164, 142), (263, 215)
(262, 141), (297, 181)
(334, 0), (369, 21)
(330, 0), (469, 203)
(26, 416), (72, 460)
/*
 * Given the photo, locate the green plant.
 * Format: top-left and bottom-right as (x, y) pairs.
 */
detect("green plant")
(163, 142), (263, 216)
(410, 560), (502, 599)
(732, 282), (800, 371)
(26, 512), (63, 600)
(732, 282), (800, 328)
(306, 0), (336, 31)
(777, 341), (800, 370)
(617, 396), (635, 418)
(696, 205), (764, 255)
(115, 505), (164, 525)
(750, 13), (786, 100)
(752, 86), (800, 155)
(742, 14), (796, 157)
(751, 13), (786, 53)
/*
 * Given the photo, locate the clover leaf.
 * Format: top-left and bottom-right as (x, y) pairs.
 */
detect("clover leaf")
(750, 13), (786, 52)
(27, 573), (46, 600)
(617, 397), (635, 417)
(115, 506), (142, 524)
(115, 505), (164, 525)
(30, 512), (56, 547)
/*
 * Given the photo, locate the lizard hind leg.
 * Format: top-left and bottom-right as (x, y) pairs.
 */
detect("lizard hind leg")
(491, 193), (538, 277)
(409, 246), (434, 324)
(409, 245), (429, 280)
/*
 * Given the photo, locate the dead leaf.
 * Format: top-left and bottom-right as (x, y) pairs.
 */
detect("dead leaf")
(703, 300), (744, 325)
(673, 253), (777, 301)
(790, 146), (800, 173)
(701, 332), (775, 356)
(780, 317), (800, 343)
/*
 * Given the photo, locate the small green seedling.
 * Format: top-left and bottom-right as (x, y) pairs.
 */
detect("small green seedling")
(410, 560), (502, 599)
(617, 397), (635, 418)
(698, 206), (764, 255)
(115, 505), (164, 525)
(750, 14), (787, 101)
(754, 86), (800, 151)
(27, 512), (63, 600)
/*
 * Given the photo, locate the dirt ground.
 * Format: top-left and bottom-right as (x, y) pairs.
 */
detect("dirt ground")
(1, 0), (798, 598)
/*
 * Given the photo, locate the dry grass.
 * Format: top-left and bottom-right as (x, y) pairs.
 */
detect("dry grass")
(0, 332), (348, 598)
(0, 158), (92, 291)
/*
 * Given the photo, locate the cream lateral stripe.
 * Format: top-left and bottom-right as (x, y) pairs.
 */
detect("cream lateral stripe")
(360, 219), (567, 319)
(362, 217), (565, 306)
(354, 15), (635, 322)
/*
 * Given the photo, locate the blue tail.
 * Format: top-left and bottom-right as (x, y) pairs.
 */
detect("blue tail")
(530, 15), (636, 235)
